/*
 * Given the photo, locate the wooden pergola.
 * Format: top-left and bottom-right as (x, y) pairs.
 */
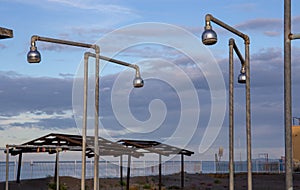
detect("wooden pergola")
(0, 27), (13, 39)
(5, 133), (143, 188)
(5, 134), (194, 190)
(118, 139), (194, 190)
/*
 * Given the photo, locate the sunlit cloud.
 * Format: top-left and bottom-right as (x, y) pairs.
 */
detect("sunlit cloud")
(47, 0), (136, 15)
(0, 110), (74, 129)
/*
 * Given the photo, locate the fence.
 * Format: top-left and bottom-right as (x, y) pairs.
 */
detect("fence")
(0, 159), (284, 182)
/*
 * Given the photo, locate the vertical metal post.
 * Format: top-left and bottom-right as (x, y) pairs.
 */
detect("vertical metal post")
(203, 16), (252, 189)
(245, 37), (252, 190)
(94, 48), (100, 190)
(81, 53), (89, 190)
(229, 39), (235, 190)
(284, 0), (293, 189)
(56, 150), (60, 190)
(5, 146), (9, 190)
(27, 36), (100, 190)
(159, 154), (162, 190)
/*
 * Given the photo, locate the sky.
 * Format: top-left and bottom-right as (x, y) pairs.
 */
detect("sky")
(0, 0), (300, 162)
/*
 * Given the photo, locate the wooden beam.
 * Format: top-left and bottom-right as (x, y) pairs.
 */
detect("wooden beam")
(0, 27), (13, 39)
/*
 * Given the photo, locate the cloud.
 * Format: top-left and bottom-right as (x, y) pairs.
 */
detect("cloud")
(0, 71), (80, 146)
(38, 43), (85, 52)
(1, 110), (76, 130)
(225, 3), (257, 12)
(10, 116), (76, 130)
(2, 43), (300, 154)
(0, 71), (73, 116)
(0, 44), (7, 49)
(47, 0), (136, 15)
(263, 31), (281, 37)
(293, 16), (300, 32)
(59, 73), (74, 78)
(252, 48), (282, 62)
(236, 18), (282, 31)
(8, 0), (136, 15)
(235, 18), (282, 36)
(233, 16), (300, 37)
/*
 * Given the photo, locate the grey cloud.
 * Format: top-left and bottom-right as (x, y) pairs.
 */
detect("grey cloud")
(264, 31), (281, 37)
(65, 27), (112, 38)
(2, 43), (299, 149)
(96, 66), (211, 140)
(233, 16), (300, 37)
(211, 46), (288, 150)
(0, 71), (73, 116)
(293, 16), (300, 31)
(249, 48), (284, 88)
(10, 117), (76, 130)
(39, 43), (83, 52)
(225, 3), (257, 12)
(252, 48), (282, 62)
(235, 18), (282, 32)
(59, 73), (74, 78)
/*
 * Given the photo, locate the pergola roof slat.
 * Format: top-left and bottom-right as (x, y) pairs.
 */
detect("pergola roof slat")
(118, 139), (194, 156)
(6, 133), (143, 158)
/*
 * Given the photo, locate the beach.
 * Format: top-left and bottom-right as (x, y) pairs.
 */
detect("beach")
(2, 173), (300, 190)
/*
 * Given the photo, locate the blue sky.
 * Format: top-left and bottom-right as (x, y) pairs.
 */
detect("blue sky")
(1, 0), (300, 161)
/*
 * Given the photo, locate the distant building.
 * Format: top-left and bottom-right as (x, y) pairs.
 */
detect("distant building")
(292, 125), (300, 161)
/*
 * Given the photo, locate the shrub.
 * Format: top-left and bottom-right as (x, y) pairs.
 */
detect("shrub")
(143, 184), (151, 189)
(48, 182), (68, 190)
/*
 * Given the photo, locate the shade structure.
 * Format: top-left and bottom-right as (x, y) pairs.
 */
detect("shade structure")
(118, 139), (194, 189)
(5, 133), (143, 185)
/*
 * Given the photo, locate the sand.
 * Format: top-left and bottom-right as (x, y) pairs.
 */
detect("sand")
(1, 173), (300, 190)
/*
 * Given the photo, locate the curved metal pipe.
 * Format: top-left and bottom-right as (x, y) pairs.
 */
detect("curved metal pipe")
(85, 52), (141, 76)
(28, 35), (100, 190)
(205, 14), (250, 44)
(204, 15), (252, 190)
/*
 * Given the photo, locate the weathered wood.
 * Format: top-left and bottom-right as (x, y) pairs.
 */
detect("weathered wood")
(0, 27), (13, 39)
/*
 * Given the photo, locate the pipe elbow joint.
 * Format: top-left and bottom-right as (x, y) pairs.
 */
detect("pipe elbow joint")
(205, 14), (213, 22)
(31, 35), (39, 46)
(244, 35), (250, 45)
(92, 44), (100, 54)
(229, 38), (235, 45)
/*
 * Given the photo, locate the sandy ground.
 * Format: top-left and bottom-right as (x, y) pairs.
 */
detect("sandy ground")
(1, 173), (300, 190)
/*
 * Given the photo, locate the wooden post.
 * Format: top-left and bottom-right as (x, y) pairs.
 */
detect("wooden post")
(120, 155), (123, 189)
(126, 155), (131, 190)
(16, 153), (22, 183)
(181, 154), (184, 189)
(159, 154), (162, 190)
(56, 150), (60, 190)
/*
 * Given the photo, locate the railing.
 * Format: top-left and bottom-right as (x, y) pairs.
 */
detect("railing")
(0, 159), (284, 182)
